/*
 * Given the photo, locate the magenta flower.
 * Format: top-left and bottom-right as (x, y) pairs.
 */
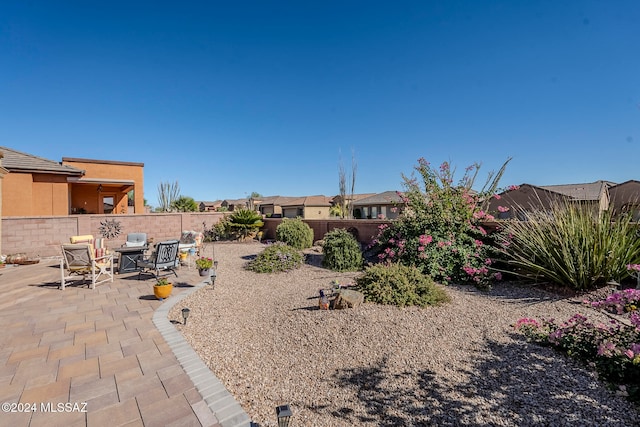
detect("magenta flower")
(514, 317), (541, 330)
(497, 205), (509, 213)
(418, 234), (433, 245)
(597, 341), (617, 357)
(627, 264), (640, 272)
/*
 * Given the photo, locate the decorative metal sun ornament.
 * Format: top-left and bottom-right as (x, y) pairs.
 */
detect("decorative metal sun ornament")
(99, 218), (122, 239)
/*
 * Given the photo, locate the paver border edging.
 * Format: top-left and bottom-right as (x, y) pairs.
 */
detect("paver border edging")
(152, 281), (252, 427)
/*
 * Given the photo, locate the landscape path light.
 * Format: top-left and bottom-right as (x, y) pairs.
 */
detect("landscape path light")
(276, 404), (292, 427)
(181, 308), (190, 325)
(210, 269), (217, 289)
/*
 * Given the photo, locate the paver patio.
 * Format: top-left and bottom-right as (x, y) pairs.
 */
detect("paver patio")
(0, 256), (250, 427)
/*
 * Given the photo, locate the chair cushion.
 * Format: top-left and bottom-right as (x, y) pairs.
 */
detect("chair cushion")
(70, 235), (109, 259)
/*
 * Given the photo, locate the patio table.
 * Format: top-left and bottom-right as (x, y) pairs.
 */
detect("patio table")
(114, 246), (148, 273)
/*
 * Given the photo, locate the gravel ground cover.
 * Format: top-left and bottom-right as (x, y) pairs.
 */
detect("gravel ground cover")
(171, 242), (640, 426)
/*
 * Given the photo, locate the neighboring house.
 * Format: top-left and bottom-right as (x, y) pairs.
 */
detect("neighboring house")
(198, 200), (223, 212)
(330, 193), (376, 216)
(0, 147), (145, 217)
(220, 198), (250, 211)
(609, 180), (640, 221)
(280, 195), (333, 219)
(486, 181), (614, 220)
(256, 196), (296, 217)
(351, 190), (404, 219)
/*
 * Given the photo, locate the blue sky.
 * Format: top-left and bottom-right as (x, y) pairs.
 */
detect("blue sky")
(2, 1), (639, 207)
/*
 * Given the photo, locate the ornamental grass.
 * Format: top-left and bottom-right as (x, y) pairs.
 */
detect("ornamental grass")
(496, 201), (640, 291)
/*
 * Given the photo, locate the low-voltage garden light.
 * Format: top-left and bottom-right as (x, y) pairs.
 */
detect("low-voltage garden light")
(181, 308), (190, 325)
(209, 269), (217, 288)
(276, 404), (292, 427)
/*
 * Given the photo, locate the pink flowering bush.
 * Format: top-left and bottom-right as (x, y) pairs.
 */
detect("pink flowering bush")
(370, 158), (510, 289)
(589, 289), (640, 315)
(515, 298), (640, 402)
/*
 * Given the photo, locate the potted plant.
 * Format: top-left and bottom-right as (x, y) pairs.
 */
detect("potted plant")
(153, 277), (173, 300)
(195, 257), (213, 276)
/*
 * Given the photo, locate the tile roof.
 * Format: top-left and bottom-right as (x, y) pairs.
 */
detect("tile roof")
(279, 195), (332, 207)
(352, 190), (403, 205)
(330, 192), (377, 203)
(0, 146), (83, 175)
(539, 180), (613, 201)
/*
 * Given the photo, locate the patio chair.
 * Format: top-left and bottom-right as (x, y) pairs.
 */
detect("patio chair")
(136, 240), (180, 280)
(60, 243), (114, 290)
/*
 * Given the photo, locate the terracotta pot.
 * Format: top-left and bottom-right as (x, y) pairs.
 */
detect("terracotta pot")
(153, 283), (173, 300)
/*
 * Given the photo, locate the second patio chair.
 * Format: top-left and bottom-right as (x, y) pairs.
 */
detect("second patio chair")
(60, 243), (114, 290)
(136, 240), (180, 280)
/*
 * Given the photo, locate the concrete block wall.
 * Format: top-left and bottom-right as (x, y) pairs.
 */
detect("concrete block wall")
(2, 216), (78, 259)
(3, 215), (499, 259)
(2, 212), (225, 259)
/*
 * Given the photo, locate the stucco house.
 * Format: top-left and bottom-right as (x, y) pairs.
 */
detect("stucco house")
(0, 146), (145, 217)
(256, 196), (294, 217)
(198, 200), (223, 212)
(351, 190), (404, 219)
(486, 181), (614, 219)
(609, 180), (640, 220)
(280, 195), (333, 219)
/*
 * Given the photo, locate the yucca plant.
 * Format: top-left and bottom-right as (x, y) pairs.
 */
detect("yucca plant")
(496, 201), (640, 291)
(228, 209), (264, 241)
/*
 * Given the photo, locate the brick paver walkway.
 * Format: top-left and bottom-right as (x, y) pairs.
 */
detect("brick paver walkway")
(0, 258), (250, 427)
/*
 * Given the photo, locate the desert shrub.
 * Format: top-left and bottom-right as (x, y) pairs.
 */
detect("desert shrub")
(372, 158), (510, 289)
(203, 216), (233, 241)
(228, 209), (264, 241)
(496, 202), (640, 291)
(246, 242), (303, 273)
(276, 218), (314, 249)
(355, 263), (450, 307)
(322, 228), (363, 272)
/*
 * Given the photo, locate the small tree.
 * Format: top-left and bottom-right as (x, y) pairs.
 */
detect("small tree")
(172, 196), (198, 212)
(337, 150), (357, 219)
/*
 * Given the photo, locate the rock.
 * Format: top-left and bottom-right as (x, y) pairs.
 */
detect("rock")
(331, 289), (364, 309)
